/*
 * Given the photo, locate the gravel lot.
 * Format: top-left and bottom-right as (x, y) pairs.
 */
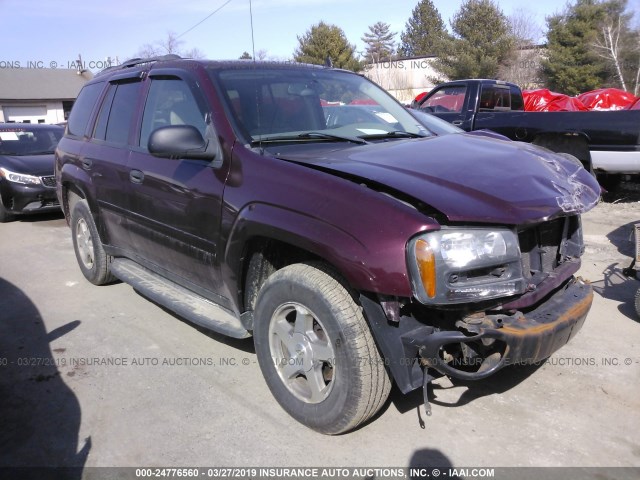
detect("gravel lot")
(0, 181), (639, 475)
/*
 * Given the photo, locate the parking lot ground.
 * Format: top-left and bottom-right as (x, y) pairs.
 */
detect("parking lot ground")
(0, 191), (639, 473)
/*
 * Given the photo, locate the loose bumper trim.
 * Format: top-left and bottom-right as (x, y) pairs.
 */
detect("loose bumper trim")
(419, 277), (593, 380)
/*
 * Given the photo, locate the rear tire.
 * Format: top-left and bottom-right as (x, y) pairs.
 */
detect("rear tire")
(635, 288), (640, 320)
(253, 262), (391, 434)
(71, 200), (115, 285)
(598, 174), (622, 193)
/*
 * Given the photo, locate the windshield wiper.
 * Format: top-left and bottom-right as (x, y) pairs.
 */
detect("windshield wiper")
(359, 131), (426, 140)
(27, 150), (56, 155)
(252, 132), (369, 146)
(298, 132), (369, 145)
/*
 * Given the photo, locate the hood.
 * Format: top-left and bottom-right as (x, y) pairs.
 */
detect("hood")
(275, 134), (600, 225)
(0, 154), (55, 177)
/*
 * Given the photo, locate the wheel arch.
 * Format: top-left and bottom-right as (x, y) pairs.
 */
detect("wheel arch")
(224, 202), (412, 315)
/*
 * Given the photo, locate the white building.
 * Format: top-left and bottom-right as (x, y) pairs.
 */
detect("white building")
(363, 56), (440, 104)
(0, 68), (93, 124)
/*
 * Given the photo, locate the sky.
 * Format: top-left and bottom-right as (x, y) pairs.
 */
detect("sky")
(2, 0), (639, 70)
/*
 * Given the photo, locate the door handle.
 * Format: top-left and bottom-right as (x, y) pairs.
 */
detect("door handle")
(130, 170), (145, 184)
(452, 120), (463, 126)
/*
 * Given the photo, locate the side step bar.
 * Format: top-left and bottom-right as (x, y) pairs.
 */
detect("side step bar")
(110, 258), (251, 339)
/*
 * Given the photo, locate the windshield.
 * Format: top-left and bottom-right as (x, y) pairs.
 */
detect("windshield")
(212, 67), (437, 143)
(0, 127), (63, 156)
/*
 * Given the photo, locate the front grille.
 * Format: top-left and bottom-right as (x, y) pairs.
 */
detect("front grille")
(518, 216), (583, 285)
(40, 176), (56, 188)
(40, 175), (56, 188)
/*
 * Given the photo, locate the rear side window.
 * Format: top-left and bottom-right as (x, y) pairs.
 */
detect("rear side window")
(510, 86), (524, 111)
(479, 85), (512, 111)
(93, 80), (142, 145)
(67, 82), (104, 137)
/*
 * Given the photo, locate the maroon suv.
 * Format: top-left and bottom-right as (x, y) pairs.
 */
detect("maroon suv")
(55, 56), (600, 434)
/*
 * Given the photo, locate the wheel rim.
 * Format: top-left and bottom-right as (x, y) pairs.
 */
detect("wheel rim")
(268, 302), (336, 404)
(75, 218), (95, 270)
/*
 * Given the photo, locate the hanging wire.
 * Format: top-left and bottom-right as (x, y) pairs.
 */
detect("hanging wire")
(177, 0), (235, 39)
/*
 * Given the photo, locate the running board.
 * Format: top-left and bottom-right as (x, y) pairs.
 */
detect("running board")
(110, 258), (251, 339)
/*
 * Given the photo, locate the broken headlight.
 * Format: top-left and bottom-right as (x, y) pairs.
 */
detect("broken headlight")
(407, 228), (526, 304)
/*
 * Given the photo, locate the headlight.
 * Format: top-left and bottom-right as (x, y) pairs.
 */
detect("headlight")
(0, 167), (42, 185)
(407, 228), (526, 304)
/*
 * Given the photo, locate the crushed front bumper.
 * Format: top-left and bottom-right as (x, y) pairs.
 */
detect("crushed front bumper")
(419, 277), (593, 380)
(362, 276), (593, 393)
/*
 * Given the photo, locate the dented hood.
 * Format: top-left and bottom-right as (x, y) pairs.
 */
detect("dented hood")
(275, 134), (601, 225)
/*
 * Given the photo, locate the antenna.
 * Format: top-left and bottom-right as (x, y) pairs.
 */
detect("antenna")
(249, 0), (256, 62)
(248, 0), (263, 154)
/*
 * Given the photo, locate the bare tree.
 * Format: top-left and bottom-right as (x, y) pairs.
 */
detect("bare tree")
(136, 32), (205, 59)
(593, 17), (628, 91)
(498, 8), (544, 88)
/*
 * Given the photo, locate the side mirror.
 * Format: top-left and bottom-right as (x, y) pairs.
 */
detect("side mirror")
(148, 125), (215, 160)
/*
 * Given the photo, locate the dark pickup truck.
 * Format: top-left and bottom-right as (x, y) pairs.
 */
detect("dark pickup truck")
(56, 57), (600, 434)
(415, 79), (640, 188)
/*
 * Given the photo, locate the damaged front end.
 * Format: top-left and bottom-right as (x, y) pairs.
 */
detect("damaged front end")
(362, 212), (595, 414)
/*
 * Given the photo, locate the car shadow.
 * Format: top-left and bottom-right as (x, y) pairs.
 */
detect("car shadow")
(604, 220), (636, 257)
(0, 277), (89, 476)
(137, 291), (256, 353)
(390, 362), (543, 420)
(591, 263), (639, 322)
(15, 210), (65, 224)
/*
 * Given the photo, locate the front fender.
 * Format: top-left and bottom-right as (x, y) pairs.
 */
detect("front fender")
(224, 202), (413, 298)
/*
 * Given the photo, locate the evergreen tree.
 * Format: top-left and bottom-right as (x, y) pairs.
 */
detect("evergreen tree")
(362, 22), (396, 63)
(239, 51), (252, 60)
(294, 21), (362, 71)
(398, 0), (448, 56)
(542, 0), (613, 94)
(432, 0), (513, 80)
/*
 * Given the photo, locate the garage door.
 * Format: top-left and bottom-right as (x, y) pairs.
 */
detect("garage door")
(3, 106), (47, 124)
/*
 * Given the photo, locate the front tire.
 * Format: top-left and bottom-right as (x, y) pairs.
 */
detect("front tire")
(0, 196), (15, 223)
(253, 263), (391, 435)
(635, 288), (640, 320)
(71, 200), (114, 285)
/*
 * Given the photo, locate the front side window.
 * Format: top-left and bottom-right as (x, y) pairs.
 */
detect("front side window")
(420, 86), (467, 114)
(139, 77), (206, 149)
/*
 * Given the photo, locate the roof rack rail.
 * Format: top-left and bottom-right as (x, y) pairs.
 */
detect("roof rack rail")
(97, 54), (183, 76)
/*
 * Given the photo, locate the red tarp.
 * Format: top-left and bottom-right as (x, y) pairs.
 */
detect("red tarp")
(349, 99), (379, 105)
(524, 88), (638, 112)
(523, 89), (589, 112)
(577, 88), (637, 110)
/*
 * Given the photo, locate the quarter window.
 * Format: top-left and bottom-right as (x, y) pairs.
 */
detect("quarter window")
(67, 82), (104, 137)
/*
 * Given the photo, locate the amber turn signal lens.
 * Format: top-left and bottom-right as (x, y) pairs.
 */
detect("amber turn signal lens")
(415, 238), (436, 298)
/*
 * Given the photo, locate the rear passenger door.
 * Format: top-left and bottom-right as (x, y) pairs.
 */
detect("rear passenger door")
(81, 74), (143, 253)
(126, 72), (230, 303)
